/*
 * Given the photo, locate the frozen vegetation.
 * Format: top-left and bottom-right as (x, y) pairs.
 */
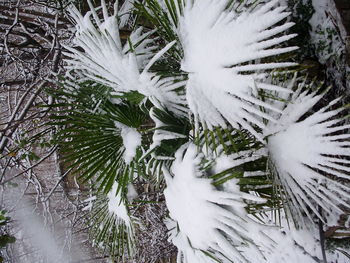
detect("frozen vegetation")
(1, 0), (349, 262)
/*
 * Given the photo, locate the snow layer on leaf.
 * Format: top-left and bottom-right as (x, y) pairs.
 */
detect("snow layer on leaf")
(267, 90), (350, 225)
(166, 220), (219, 263)
(107, 181), (131, 224)
(82, 195), (96, 211)
(65, 1), (187, 115)
(213, 148), (268, 174)
(265, 83), (323, 135)
(121, 127), (141, 164)
(179, 0), (296, 71)
(240, 226), (319, 263)
(65, 2), (143, 92)
(115, 121), (142, 164)
(139, 69), (188, 116)
(177, 0), (297, 140)
(118, 0), (135, 28)
(148, 107), (187, 153)
(164, 144), (274, 263)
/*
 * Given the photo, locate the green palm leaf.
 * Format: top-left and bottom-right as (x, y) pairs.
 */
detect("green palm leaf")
(49, 81), (147, 194)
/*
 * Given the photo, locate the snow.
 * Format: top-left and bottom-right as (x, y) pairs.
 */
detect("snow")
(240, 228), (319, 263)
(82, 196), (96, 211)
(127, 183), (138, 201)
(163, 144), (323, 263)
(165, 221), (216, 263)
(107, 181), (130, 224)
(14, 205), (71, 263)
(309, 0), (348, 91)
(65, 2), (142, 92)
(164, 144), (272, 263)
(267, 88), (350, 225)
(213, 148), (267, 174)
(115, 121), (142, 164)
(177, 0), (297, 140)
(121, 126), (141, 164)
(65, 0), (186, 115)
(61, 1), (350, 262)
(118, 0), (135, 28)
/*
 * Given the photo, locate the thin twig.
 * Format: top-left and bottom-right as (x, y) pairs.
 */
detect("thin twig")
(44, 167), (73, 202)
(0, 145), (57, 185)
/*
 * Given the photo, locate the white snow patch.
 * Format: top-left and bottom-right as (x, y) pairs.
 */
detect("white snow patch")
(213, 148), (267, 174)
(66, 1), (186, 115)
(164, 144), (273, 263)
(107, 182), (130, 224)
(267, 89), (350, 225)
(177, 0), (297, 140)
(127, 183), (138, 201)
(115, 122), (141, 164)
(118, 0), (135, 28)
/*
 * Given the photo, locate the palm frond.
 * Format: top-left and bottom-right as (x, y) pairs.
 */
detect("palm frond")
(195, 127), (281, 215)
(65, 0), (187, 115)
(49, 80), (147, 194)
(139, 106), (191, 182)
(266, 85), (350, 226)
(135, 0), (183, 59)
(164, 144), (273, 263)
(175, 0), (297, 141)
(88, 182), (135, 261)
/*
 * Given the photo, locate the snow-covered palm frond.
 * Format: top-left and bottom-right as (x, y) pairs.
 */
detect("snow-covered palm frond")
(148, 107), (189, 154)
(179, 0), (297, 71)
(89, 182), (135, 259)
(166, 221), (219, 263)
(266, 87), (350, 225)
(65, 1), (147, 91)
(49, 80), (147, 193)
(138, 69), (188, 116)
(239, 227), (319, 263)
(107, 181), (134, 227)
(176, 0), (297, 140)
(65, 0), (187, 115)
(140, 107), (190, 182)
(164, 144), (273, 263)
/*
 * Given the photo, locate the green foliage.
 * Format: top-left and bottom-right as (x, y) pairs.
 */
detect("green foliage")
(287, 0), (315, 60)
(89, 193), (135, 261)
(135, 0), (183, 59)
(0, 210), (16, 262)
(197, 128), (280, 215)
(0, 235), (15, 248)
(151, 107), (191, 157)
(43, 0), (350, 261)
(48, 81), (147, 194)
